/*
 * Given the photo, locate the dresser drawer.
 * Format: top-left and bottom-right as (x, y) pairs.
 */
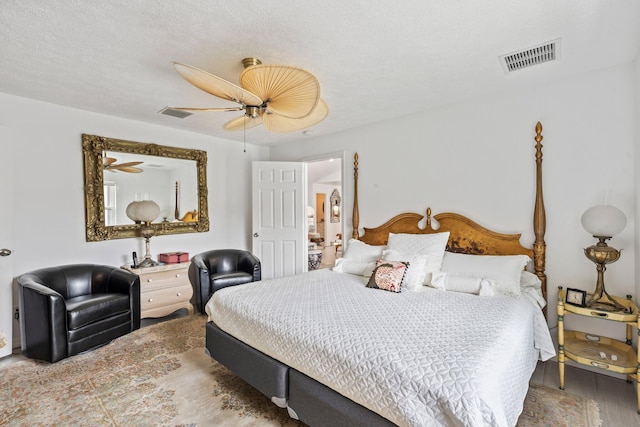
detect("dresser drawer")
(122, 262), (194, 318)
(139, 268), (189, 290)
(141, 283), (193, 311)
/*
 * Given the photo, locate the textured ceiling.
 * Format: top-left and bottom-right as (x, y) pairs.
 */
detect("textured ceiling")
(1, 1), (639, 147)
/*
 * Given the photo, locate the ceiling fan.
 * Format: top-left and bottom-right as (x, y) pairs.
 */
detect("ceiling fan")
(169, 58), (328, 133)
(103, 156), (143, 173)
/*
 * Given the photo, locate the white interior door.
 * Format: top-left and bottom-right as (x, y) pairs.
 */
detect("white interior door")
(0, 127), (14, 358)
(252, 161), (306, 280)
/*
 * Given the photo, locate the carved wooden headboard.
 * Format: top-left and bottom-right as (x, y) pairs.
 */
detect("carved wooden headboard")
(351, 122), (547, 312)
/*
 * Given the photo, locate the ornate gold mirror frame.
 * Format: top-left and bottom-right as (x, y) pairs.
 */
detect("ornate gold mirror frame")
(82, 134), (209, 241)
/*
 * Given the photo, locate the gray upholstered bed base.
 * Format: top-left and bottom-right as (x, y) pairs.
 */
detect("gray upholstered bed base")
(205, 321), (288, 407)
(205, 322), (396, 426)
(288, 368), (396, 427)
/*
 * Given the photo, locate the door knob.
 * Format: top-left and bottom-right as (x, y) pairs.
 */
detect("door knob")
(253, 233), (259, 237)
(0, 248), (12, 257)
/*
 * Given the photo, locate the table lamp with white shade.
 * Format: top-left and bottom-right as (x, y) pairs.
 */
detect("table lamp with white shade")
(580, 204), (628, 312)
(126, 199), (161, 268)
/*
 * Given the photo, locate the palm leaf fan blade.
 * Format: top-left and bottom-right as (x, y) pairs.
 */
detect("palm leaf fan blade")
(117, 166), (143, 173)
(172, 62), (262, 106)
(116, 161), (143, 168)
(223, 114), (264, 132)
(263, 99), (328, 133)
(240, 65), (320, 119)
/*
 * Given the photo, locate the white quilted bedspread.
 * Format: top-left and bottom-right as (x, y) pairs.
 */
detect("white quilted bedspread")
(206, 269), (555, 427)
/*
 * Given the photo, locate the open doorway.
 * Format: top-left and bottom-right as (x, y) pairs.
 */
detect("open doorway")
(305, 154), (343, 270)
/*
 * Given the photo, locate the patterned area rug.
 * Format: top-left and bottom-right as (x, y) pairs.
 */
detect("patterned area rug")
(0, 315), (601, 426)
(518, 383), (602, 427)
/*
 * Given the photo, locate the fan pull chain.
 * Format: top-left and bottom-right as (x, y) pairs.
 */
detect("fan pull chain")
(243, 117), (247, 153)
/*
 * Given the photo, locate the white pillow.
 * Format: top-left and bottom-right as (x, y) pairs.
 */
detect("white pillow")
(342, 239), (385, 262)
(431, 271), (496, 296)
(387, 232), (450, 284)
(440, 252), (530, 297)
(333, 258), (376, 277)
(381, 249), (429, 291)
(520, 271), (542, 289)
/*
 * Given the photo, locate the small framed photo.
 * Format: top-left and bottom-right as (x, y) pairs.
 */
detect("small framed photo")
(566, 288), (587, 307)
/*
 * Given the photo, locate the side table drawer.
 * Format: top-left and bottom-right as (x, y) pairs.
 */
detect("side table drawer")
(141, 283), (193, 312)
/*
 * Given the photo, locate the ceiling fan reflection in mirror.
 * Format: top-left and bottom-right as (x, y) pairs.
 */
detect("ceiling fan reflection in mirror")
(103, 156), (143, 173)
(168, 58), (328, 133)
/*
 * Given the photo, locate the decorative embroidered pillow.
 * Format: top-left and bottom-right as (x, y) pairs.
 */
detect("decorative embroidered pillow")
(366, 260), (409, 293)
(381, 249), (429, 291)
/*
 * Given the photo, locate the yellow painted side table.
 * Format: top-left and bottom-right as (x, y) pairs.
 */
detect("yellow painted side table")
(557, 286), (640, 414)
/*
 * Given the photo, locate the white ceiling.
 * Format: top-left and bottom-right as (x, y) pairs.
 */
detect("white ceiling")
(1, 1), (639, 147)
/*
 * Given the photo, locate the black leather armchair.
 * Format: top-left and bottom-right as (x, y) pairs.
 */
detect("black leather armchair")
(189, 249), (261, 314)
(17, 264), (140, 363)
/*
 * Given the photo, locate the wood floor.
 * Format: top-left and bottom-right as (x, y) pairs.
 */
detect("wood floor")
(318, 243), (339, 269)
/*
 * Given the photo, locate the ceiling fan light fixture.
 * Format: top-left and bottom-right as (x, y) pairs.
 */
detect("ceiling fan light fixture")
(245, 106), (260, 118)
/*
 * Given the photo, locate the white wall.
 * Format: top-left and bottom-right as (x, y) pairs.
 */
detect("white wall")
(635, 56), (640, 303)
(272, 63), (637, 342)
(0, 92), (269, 347)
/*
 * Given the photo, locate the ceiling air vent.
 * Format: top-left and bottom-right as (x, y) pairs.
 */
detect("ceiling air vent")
(158, 107), (193, 119)
(499, 39), (560, 73)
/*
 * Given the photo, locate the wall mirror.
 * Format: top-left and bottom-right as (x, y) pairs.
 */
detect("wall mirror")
(82, 134), (209, 241)
(330, 188), (341, 223)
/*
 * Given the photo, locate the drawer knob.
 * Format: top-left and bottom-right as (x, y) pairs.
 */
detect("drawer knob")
(176, 292), (181, 296)
(175, 274), (181, 278)
(148, 298), (153, 302)
(147, 278), (153, 282)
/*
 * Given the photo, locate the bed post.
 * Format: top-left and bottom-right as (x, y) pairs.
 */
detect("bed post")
(352, 152), (360, 239)
(533, 122), (547, 316)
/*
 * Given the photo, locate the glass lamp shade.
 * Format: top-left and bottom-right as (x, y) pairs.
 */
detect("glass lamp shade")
(580, 205), (626, 238)
(126, 201), (141, 223)
(135, 200), (160, 223)
(126, 200), (160, 224)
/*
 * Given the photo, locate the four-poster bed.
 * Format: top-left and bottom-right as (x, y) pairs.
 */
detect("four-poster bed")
(204, 122), (553, 426)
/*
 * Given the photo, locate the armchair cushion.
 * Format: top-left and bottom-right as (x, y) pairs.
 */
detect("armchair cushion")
(210, 272), (254, 289)
(189, 249), (261, 314)
(66, 293), (131, 330)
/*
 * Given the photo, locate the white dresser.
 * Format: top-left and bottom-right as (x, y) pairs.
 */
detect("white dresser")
(123, 263), (193, 319)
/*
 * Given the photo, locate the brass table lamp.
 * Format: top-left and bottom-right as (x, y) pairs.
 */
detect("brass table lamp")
(127, 199), (161, 268)
(581, 204), (627, 312)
